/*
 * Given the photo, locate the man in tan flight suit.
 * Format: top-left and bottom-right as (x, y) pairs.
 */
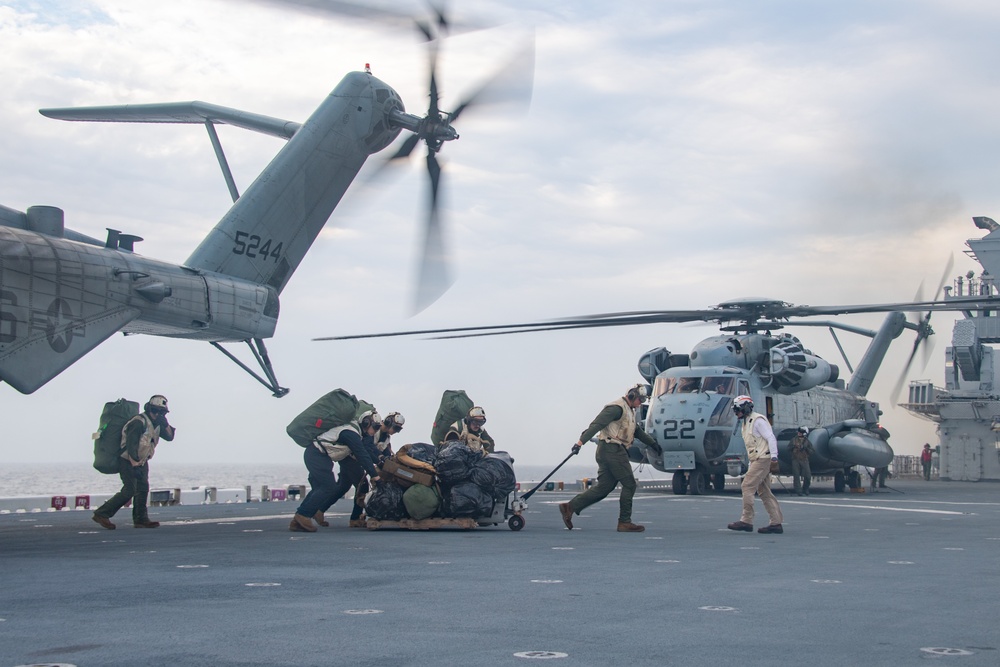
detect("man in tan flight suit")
(558, 384), (661, 533)
(727, 395), (783, 534)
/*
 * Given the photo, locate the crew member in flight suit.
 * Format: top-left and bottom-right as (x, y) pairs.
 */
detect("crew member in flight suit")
(558, 384), (660, 533)
(290, 407), (381, 532)
(312, 409), (383, 529)
(92, 394), (175, 530)
(789, 427), (814, 496)
(728, 395), (784, 533)
(348, 411), (405, 528)
(443, 406), (495, 454)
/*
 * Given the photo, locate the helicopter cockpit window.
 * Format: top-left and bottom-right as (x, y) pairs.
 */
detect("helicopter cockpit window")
(653, 377), (676, 397)
(654, 376), (704, 396)
(702, 377), (734, 395)
(675, 377), (702, 393)
(708, 397), (736, 426)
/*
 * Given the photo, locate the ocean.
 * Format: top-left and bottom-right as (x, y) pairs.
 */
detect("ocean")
(0, 461), (672, 497)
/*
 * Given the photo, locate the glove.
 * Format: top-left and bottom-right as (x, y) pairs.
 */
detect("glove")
(571, 444), (581, 455)
(769, 459), (780, 474)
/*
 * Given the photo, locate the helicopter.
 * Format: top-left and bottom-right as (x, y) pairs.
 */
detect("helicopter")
(0, 6), (532, 398)
(319, 292), (1000, 493)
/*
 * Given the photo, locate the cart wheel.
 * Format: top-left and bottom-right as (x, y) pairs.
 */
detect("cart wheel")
(508, 515), (525, 531)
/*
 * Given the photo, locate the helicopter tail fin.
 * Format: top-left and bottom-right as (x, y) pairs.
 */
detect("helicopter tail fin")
(846, 312), (907, 397)
(183, 72), (402, 292)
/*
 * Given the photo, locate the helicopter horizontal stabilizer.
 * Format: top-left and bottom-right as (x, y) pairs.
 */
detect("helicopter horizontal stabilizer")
(40, 102), (301, 140)
(0, 306), (140, 394)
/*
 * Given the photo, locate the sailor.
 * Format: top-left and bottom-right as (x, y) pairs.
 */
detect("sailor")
(92, 395), (176, 530)
(728, 395), (784, 534)
(921, 443), (933, 480)
(443, 406), (495, 454)
(348, 411), (405, 529)
(789, 427), (814, 496)
(290, 407), (381, 532)
(558, 384), (660, 533)
(313, 409), (383, 529)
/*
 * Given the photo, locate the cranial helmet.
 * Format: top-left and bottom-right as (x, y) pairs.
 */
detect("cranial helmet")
(797, 427), (808, 434)
(147, 395), (169, 413)
(732, 395), (754, 415)
(466, 406), (487, 425)
(627, 384), (649, 403)
(361, 409), (381, 430)
(384, 412), (405, 429)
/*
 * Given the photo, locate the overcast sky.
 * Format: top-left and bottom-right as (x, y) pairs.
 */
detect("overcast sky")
(2, 0), (998, 470)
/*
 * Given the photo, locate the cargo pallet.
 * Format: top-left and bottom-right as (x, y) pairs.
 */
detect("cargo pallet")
(367, 517), (478, 530)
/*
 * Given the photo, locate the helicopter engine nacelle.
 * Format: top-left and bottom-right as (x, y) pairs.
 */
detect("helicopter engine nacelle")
(765, 337), (836, 394)
(808, 419), (893, 468)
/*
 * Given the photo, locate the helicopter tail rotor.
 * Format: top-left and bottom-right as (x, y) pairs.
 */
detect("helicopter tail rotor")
(891, 253), (954, 404)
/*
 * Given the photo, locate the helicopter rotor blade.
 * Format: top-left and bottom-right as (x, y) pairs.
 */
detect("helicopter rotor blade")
(412, 151), (452, 313)
(448, 37), (535, 125)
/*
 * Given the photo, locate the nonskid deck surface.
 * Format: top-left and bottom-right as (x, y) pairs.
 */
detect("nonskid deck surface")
(1, 480), (998, 667)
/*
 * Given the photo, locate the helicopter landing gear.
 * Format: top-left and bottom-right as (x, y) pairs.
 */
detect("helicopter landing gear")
(672, 471), (688, 495)
(834, 470), (846, 493)
(712, 473), (726, 492)
(687, 470), (708, 495)
(847, 469), (862, 489)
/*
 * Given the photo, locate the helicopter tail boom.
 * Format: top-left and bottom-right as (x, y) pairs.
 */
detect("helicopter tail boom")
(183, 72), (403, 294)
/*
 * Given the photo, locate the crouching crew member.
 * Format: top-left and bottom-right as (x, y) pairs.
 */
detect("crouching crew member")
(348, 411), (405, 528)
(444, 406), (495, 454)
(727, 395), (784, 534)
(291, 408), (381, 532)
(93, 395), (176, 530)
(558, 385), (658, 533)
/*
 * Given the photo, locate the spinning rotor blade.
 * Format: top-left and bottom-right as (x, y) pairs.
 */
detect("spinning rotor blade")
(891, 254), (955, 404)
(315, 293), (1000, 342)
(448, 38), (535, 124)
(254, 0), (489, 38)
(413, 152), (452, 313)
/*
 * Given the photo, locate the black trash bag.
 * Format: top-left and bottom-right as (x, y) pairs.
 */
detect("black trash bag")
(442, 482), (495, 518)
(405, 442), (437, 466)
(365, 481), (407, 521)
(468, 452), (517, 499)
(434, 442), (482, 485)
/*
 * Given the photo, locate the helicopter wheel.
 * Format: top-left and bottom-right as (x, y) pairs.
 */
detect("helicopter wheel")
(834, 470), (846, 493)
(687, 471), (707, 496)
(712, 473), (726, 492)
(847, 470), (861, 489)
(672, 471), (688, 495)
(508, 515), (525, 531)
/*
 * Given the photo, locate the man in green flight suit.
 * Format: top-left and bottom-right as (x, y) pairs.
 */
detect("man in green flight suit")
(558, 384), (661, 533)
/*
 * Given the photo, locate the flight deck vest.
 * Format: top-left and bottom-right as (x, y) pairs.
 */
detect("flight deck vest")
(121, 414), (162, 466)
(446, 421), (494, 454)
(598, 398), (636, 446)
(740, 412), (772, 462)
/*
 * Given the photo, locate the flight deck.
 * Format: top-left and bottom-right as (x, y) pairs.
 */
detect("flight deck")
(1, 480), (998, 667)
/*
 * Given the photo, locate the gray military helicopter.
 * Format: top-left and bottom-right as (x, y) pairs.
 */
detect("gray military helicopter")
(321, 291), (1000, 493)
(0, 10), (532, 397)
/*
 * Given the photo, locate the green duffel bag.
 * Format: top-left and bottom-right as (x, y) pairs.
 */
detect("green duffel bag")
(430, 389), (474, 448)
(286, 389), (359, 447)
(92, 398), (140, 474)
(402, 483), (442, 520)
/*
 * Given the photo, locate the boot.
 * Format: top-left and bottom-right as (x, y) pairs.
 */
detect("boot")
(727, 521), (753, 532)
(134, 520), (160, 528)
(349, 516), (368, 528)
(758, 524), (783, 534)
(92, 513), (116, 530)
(558, 503), (574, 530)
(617, 521), (645, 532)
(291, 513), (317, 532)
(314, 511), (329, 527)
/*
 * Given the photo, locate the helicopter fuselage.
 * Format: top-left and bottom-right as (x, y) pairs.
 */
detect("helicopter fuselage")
(633, 330), (894, 493)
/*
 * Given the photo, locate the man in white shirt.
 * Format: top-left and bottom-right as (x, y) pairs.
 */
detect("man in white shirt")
(727, 395), (783, 534)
